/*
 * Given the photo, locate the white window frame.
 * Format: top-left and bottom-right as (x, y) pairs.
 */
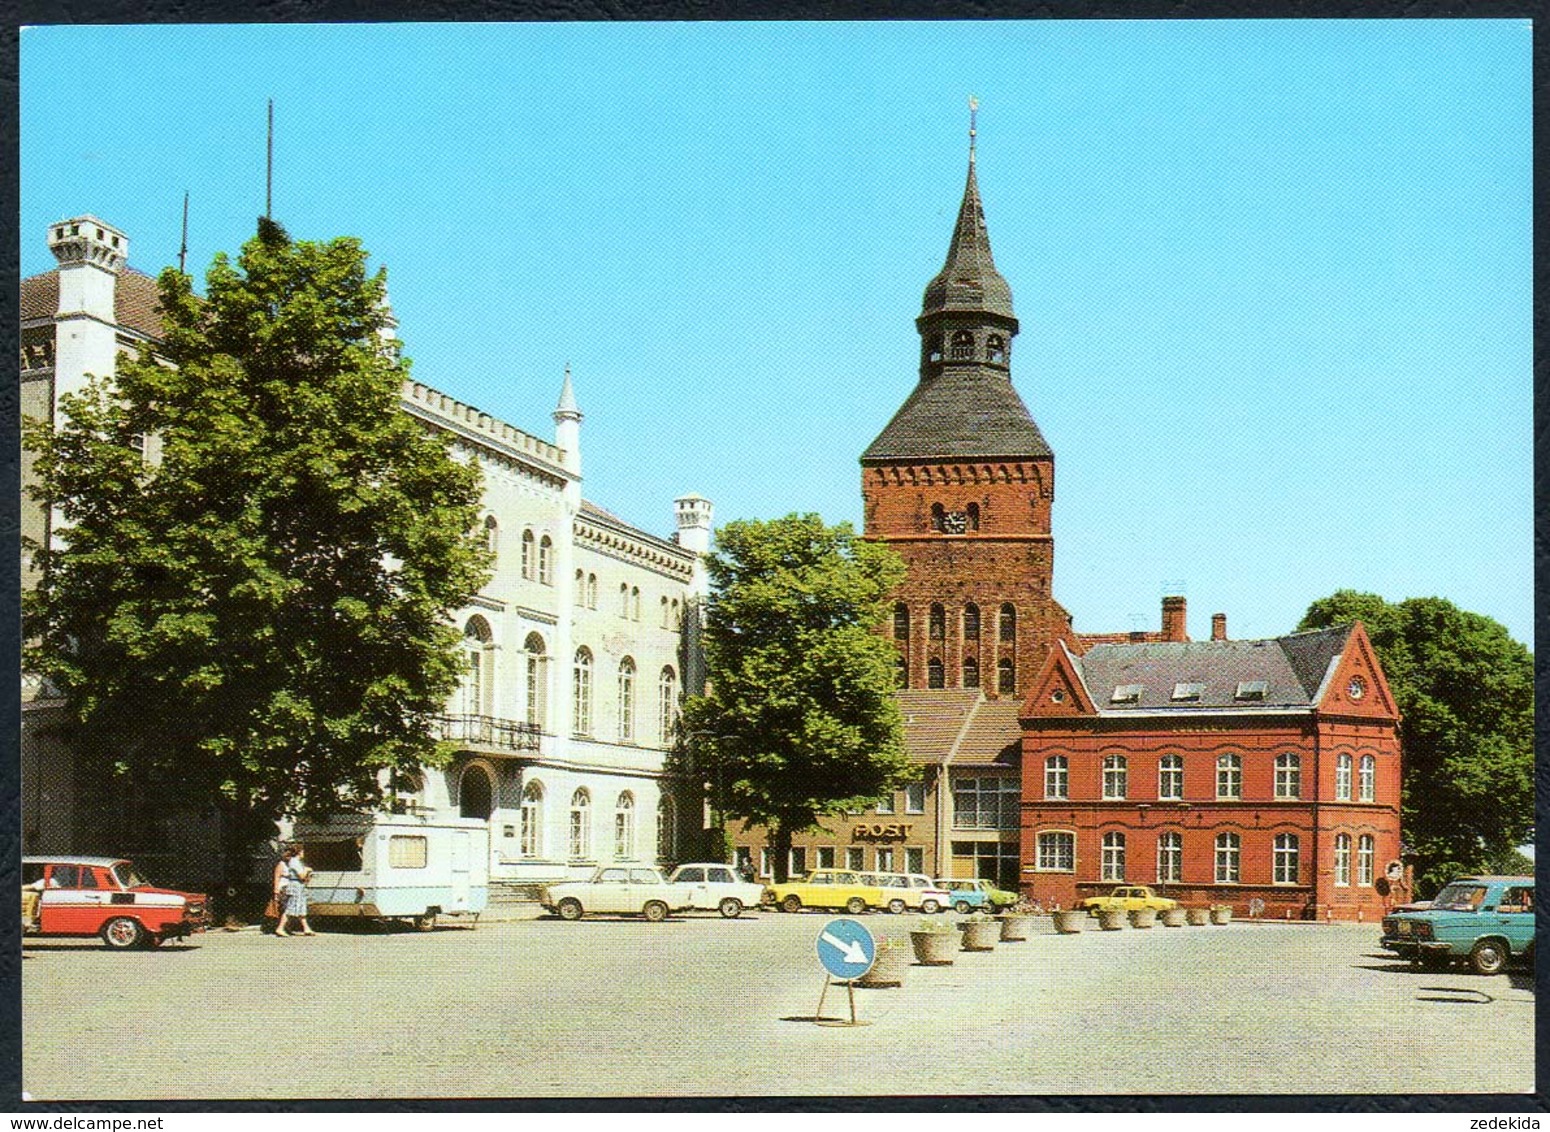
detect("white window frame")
(876, 847), (894, 872)
(876, 793), (895, 815)
(1333, 833), (1351, 887)
(1273, 833), (1300, 885)
(572, 648), (593, 736)
(1216, 754), (1242, 800)
(1358, 755), (1376, 802)
(845, 846), (864, 871)
(1036, 830), (1075, 873)
(1335, 754), (1353, 801)
(658, 667), (677, 744)
(1102, 755), (1128, 801)
(617, 658), (636, 742)
(1274, 753), (1300, 800)
(1357, 835), (1375, 886)
(1157, 831), (1182, 883)
(904, 782), (925, 814)
(569, 789), (592, 860)
(520, 781), (544, 859)
(613, 791), (635, 860)
(905, 846), (924, 874)
(1214, 832), (1240, 884)
(816, 846), (835, 869)
(1157, 754), (1183, 801)
(1100, 831), (1126, 882)
(1045, 755), (1068, 800)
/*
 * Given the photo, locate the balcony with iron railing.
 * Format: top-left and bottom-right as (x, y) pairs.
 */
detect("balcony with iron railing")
(433, 714), (543, 754)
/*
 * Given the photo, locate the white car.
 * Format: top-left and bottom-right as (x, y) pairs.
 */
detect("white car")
(665, 862), (766, 919)
(539, 866), (691, 922)
(861, 871), (952, 914)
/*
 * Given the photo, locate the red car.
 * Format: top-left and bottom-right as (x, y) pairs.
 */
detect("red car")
(22, 856), (209, 949)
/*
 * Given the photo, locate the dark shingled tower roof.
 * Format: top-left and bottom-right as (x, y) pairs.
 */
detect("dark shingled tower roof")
(863, 129), (1050, 464)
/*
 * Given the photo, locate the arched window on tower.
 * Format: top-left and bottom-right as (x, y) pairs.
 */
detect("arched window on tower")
(962, 657), (980, 688)
(986, 335), (1006, 364)
(963, 603), (980, 639)
(950, 330), (975, 360)
(966, 503), (980, 531)
(930, 503), (945, 533)
(927, 658), (945, 689)
(929, 604), (945, 640)
(893, 604), (910, 640)
(999, 603), (1016, 643)
(997, 658), (1015, 694)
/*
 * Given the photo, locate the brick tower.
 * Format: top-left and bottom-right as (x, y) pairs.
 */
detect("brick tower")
(861, 110), (1074, 698)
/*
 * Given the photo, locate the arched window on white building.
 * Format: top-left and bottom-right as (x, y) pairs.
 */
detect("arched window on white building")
(520, 781), (544, 858)
(521, 529), (535, 580)
(569, 788), (591, 859)
(659, 666), (677, 743)
(461, 616), (493, 718)
(573, 648), (594, 736)
(523, 632), (548, 730)
(618, 658), (636, 741)
(614, 791), (635, 860)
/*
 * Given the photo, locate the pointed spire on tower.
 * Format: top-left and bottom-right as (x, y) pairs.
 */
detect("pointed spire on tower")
(554, 362), (580, 419)
(920, 97), (1015, 323)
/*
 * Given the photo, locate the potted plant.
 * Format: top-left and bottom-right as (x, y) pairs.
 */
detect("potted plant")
(1160, 907), (1188, 927)
(1210, 903), (1234, 925)
(856, 937), (910, 987)
(1052, 908), (1085, 934)
(909, 916), (958, 966)
(999, 898), (1039, 942)
(1128, 907), (1157, 929)
(1185, 907), (1211, 926)
(1096, 907), (1127, 931)
(958, 913), (999, 951)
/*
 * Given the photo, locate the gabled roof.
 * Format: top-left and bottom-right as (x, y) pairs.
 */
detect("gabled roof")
(952, 698), (1022, 767)
(860, 369), (1052, 462)
(895, 689), (980, 766)
(1067, 624), (1356, 715)
(21, 267), (167, 341)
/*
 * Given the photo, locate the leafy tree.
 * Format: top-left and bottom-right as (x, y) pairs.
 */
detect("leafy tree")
(1297, 591), (1533, 894)
(24, 219), (491, 844)
(682, 514), (912, 882)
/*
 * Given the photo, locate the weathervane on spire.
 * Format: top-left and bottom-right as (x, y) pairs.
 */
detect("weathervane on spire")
(968, 95), (979, 162)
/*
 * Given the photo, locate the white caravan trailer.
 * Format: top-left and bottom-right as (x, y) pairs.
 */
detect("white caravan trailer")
(293, 814), (489, 930)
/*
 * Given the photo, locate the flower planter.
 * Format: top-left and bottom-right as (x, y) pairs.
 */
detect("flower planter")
(1161, 907), (1188, 928)
(1185, 908), (1210, 926)
(856, 941), (910, 987)
(1210, 906), (1233, 925)
(909, 930), (957, 966)
(999, 914), (1035, 942)
(959, 920), (999, 952)
(1052, 910), (1085, 934)
(1096, 909), (1127, 931)
(1128, 908), (1157, 929)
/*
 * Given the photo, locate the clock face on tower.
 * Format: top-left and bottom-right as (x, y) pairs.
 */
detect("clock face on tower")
(942, 511), (968, 534)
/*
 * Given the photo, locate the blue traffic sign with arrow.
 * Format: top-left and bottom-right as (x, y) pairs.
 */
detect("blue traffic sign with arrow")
(815, 918), (875, 980)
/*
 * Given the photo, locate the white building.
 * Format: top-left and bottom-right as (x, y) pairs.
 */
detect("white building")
(20, 215), (712, 887)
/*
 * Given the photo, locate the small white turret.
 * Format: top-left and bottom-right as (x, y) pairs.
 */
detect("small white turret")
(674, 495), (714, 556)
(553, 364), (582, 476)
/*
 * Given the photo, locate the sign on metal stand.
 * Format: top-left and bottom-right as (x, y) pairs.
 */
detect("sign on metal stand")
(813, 918), (875, 1027)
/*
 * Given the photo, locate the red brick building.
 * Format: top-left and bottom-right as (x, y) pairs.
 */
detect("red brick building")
(1019, 621), (1403, 920)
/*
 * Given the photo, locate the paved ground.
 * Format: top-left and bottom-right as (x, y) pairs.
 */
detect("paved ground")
(21, 911), (1534, 1101)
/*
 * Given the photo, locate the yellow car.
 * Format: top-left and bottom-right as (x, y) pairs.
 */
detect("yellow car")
(1080, 885), (1179, 914)
(762, 868), (884, 914)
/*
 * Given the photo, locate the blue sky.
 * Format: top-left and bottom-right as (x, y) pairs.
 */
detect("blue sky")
(20, 21), (1532, 646)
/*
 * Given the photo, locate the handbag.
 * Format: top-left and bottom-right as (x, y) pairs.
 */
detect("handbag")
(264, 894), (281, 920)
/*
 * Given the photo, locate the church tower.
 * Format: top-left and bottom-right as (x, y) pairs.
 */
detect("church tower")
(861, 106), (1073, 698)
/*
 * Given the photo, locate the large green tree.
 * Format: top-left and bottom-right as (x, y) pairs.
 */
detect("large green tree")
(25, 219), (491, 836)
(682, 514), (912, 881)
(1297, 591), (1533, 893)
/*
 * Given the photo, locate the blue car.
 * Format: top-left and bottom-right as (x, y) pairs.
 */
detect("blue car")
(934, 877), (1019, 915)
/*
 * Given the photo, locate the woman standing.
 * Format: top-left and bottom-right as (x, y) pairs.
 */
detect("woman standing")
(274, 845), (317, 937)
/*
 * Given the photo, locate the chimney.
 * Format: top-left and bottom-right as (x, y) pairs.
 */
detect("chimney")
(1212, 613), (1227, 641)
(1161, 595), (1187, 643)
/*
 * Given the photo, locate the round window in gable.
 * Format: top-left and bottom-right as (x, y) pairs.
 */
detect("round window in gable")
(1050, 689), (1066, 704)
(1347, 676), (1366, 701)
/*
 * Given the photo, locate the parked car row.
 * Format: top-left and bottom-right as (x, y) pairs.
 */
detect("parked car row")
(535, 865), (1023, 922)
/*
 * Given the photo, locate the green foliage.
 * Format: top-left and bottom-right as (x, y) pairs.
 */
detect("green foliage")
(1297, 591), (1533, 894)
(682, 514), (912, 880)
(25, 222), (491, 821)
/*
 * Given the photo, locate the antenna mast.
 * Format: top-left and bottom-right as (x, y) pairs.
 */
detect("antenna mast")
(266, 99), (274, 219)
